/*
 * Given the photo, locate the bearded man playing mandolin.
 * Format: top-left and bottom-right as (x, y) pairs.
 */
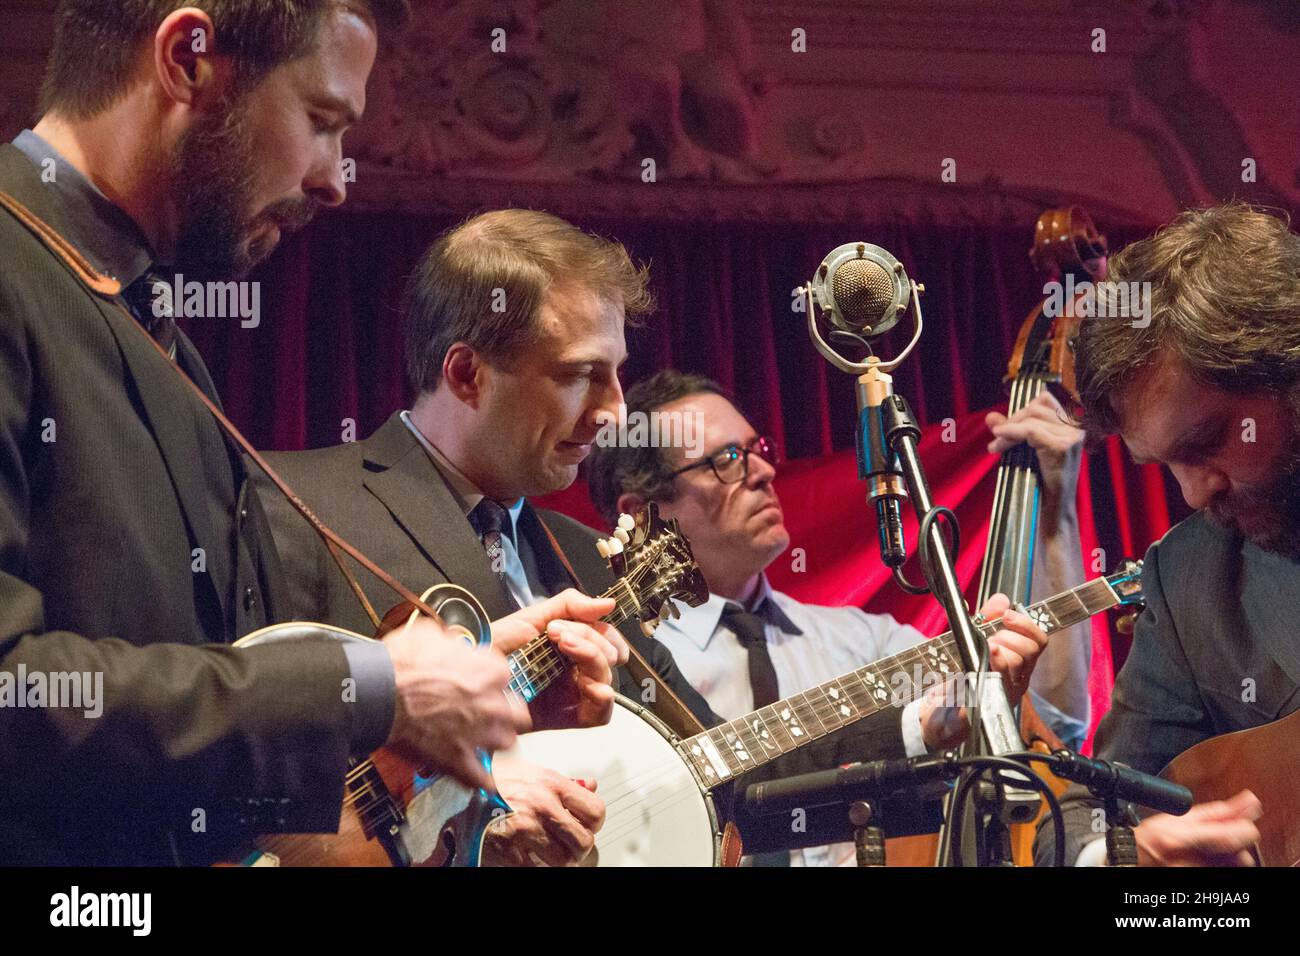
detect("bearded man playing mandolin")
(1035, 202), (1300, 867)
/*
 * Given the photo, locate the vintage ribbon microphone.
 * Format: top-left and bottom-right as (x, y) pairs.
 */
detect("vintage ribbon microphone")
(802, 244), (1039, 864)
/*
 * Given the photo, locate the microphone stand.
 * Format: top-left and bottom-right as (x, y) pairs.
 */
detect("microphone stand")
(1103, 795), (1140, 867)
(865, 364), (1034, 867)
(805, 270), (1037, 866)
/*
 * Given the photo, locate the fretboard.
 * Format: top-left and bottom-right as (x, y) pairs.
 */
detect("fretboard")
(505, 575), (646, 703)
(679, 575), (1122, 788)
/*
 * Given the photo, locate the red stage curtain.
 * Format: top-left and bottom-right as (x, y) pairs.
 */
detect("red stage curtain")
(183, 209), (1188, 752)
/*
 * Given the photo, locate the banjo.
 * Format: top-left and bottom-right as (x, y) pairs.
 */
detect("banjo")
(504, 561), (1147, 866)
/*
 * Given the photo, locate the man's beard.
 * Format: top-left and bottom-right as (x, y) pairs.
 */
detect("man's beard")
(166, 97), (319, 281)
(1204, 393), (1300, 560)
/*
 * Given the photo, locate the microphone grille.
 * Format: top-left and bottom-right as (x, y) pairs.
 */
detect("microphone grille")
(832, 258), (895, 330)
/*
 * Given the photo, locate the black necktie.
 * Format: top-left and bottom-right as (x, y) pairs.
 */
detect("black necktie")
(122, 269), (178, 359)
(722, 602), (790, 865)
(469, 498), (520, 612)
(721, 602), (780, 708)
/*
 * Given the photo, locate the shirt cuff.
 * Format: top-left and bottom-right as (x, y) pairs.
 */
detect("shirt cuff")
(341, 641), (397, 756)
(901, 698), (929, 758)
(1075, 836), (1109, 867)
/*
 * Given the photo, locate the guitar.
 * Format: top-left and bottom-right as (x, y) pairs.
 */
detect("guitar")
(225, 502), (708, 866)
(505, 561), (1147, 866)
(1160, 711), (1300, 867)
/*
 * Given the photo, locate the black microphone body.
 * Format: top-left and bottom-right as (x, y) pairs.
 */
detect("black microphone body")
(875, 497), (906, 568)
(857, 398), (907, 568)
(743, 754), (959, 817)
(1050, 750), (1192, 816)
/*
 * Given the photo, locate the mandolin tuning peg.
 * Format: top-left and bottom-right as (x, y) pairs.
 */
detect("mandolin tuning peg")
(667, 601), (680, 620)
(606, 536), (624, 555)
(613, 528), (631, 545)
(617, 513), (636, 532)
(595, 538), (611, 559)
(640, 620), (657, 638)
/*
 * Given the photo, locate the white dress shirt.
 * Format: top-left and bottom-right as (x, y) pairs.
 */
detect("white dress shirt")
(653, 574), (932, 866)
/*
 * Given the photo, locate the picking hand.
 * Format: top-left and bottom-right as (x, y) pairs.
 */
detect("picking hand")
(384, 617), (530, 793)
(986, 391), (1084, 503)
(481, 755), (605, 867)
(1134, 789), (1261, 866)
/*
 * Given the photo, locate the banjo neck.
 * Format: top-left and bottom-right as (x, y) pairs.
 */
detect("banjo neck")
(679, 570), (1139, 789)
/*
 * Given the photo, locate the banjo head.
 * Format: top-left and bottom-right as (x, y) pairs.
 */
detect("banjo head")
(502, 694), (721, 866)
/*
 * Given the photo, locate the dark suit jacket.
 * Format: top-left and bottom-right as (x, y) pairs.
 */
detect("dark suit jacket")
(258, 412), (935, 850)
(1034, 512), (1300, 865)
(0, 144), (357, 865)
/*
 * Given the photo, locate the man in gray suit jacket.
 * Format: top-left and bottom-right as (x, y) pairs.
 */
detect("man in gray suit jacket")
(1035, 203), (1300, 866)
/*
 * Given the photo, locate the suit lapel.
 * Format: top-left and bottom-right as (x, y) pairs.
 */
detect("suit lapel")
(0, 148), (232, 621)
(360, 414), (516, 620)
(94, 295), (232, 615)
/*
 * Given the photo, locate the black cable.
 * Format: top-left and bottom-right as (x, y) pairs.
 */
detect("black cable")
(917, 504), (960, 575)
(945, 754), (1066, 868)
(891, 564), (929, 595)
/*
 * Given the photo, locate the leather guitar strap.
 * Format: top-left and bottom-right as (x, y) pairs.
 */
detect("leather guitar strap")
(534, 512), (706, 739)
(0, 189), (436, 629)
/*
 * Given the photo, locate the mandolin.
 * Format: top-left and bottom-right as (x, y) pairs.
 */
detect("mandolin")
(222, 503), (708, 866)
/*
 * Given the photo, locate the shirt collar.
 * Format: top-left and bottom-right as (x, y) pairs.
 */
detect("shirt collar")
(664, 574), (803, 651)
(399, 410), (523, 542)
(12, 129), (156, 288)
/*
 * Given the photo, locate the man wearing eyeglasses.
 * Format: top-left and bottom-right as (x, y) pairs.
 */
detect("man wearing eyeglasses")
(260, 209), (959, 865)
(587, 369), (1089, 865)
